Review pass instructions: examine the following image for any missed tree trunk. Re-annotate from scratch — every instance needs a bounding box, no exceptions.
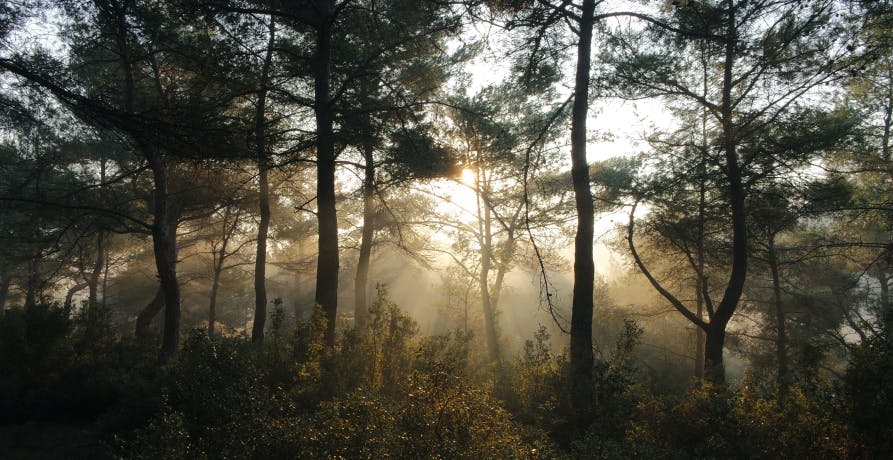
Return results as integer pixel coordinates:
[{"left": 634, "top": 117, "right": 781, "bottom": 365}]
[
  {"left": 64, "top": 282, "right": 89, "bottom": 315},
  {"left": 703, "top": 0, "right": 748, "bottom": 384},
  {"left": 490, "top": 227, "right": 517, "bottom": 315},
  {"left": 136, "top": 287, "right": 164, "bottom": 341},
  {"left": 767, "top": 236, "right": 789, "bottom": 400},
  {"left": 479, "top": 187, "right": 500, "bottom": 363},
  {"left": 569, "top": 0, "right": 596, "bottom": 417},
  {"left": 313, "top": 1, "right": 339, "bottom": 349},
  {"left": 89, "top": 160, "right": 107, "bottom": 311},
  {"left": 252, "top": 18, "right": 275, "bottom": 344},
  {"left": 354, "top": 142, "right": 375, "bottom": 330},
  {"left": 88, "top": 231, "right": 105, "bottom": 309},
  {"left": 146, "top": 150, "right": 181, "bottom": 364},
  {"left": 102, "top": 244, "right": 109, "bottom": 308},
  {"left": 704, "top": 323, "right": 727, "bottom": 382},
  {"left": 881, "top": 268, "right": 893, "bottom": 347},
  {"left": 209, "top": 230, "right": 228, "bottom": 339},
  {"left": 694, "top": 280, "right": 706, "bottom": 380}
]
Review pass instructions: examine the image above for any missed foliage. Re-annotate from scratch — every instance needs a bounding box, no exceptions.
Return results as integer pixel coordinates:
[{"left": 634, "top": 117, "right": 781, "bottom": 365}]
[{"left": 844, "top": 335, "right": 893, "bottom": 457}]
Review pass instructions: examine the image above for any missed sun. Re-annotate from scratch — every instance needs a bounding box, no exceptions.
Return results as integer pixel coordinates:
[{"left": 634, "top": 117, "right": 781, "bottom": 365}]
[{"left": 460, "top": 167, "right": 475, "bottom": 185}]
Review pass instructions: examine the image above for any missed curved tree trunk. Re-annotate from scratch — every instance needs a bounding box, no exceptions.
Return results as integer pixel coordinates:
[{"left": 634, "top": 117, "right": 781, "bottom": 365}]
[
  {"left": 143, "top": 155, "right": 182, "bottom": 364},
  {"left": 64, "top": 282, "right": 89, "bottom": 315},
  {"left": 569, "top": 0, "right": 596, "bottom": 417},
  {"left": 136, "top": 287, "right": 165, "bottom": 341}
]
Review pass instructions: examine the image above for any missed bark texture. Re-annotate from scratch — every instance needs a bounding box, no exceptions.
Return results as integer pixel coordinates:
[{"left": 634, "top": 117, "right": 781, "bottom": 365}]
[{"left": 569, "top": 0, "right": 596, "bottom": 416}]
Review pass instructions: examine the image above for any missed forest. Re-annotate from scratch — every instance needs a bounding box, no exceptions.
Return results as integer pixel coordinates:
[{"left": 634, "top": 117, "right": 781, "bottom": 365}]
[{"left": 0, "top": 0, "right": 891, "bottom": 458}]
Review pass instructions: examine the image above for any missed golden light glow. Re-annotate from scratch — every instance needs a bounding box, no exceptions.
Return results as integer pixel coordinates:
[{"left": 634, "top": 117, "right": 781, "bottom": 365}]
[{"left": 460, "top": 167, "right": 475, "bottom": 185}]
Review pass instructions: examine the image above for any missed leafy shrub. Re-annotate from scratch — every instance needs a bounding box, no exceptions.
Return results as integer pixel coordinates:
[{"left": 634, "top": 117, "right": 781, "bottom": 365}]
[{"left": 296, "top": 372, "right": 551, "bottom": 459}]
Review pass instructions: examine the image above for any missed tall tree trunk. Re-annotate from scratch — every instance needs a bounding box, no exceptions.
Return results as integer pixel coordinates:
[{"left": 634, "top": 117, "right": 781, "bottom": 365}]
[
  {"left": 478, "top": 181, "right": 500, "bottom": 363},
  {"left": 136, "top": 287, "right": 164, "bottom": 341},
  {"left": 313, "top": 1, "right": 339, "bottom": 349},
  {"left": 569, "top": 0, "right": 596, "bottom": 416},
  {"left": 252, "top": 18, "right": 276, "bottom": 344},
  {"left": 354, "top": 141, "right": 375, "bottom": 330},
  {"left": 148, "top": 151, "right": 182, "bottom": 364},
  {"left": 113, "top": 0, "right": 180, "bottom": 363},
  {"left": 703, "top": 0, "right": 748, "bottom": 383},
  {"left": 89, "top": 159, "right": 107, "bottom": 311},
  {"left": 767, "top": 236, "right": 789, "bottom": 401}
]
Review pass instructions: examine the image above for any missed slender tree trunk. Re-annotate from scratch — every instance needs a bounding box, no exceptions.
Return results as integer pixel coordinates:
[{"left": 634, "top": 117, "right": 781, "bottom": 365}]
[
  {"left": 694, "top": 281, "right": 706, "bottom": 379},
  {"left": 569, "top": 0, "right": 596, "bottom": 416},
  {"left": 102, "top": 245, "right": 109, "bottom": 308},
  {"left": 313, "top": 1, "right": 339, "bottom": 349},
  {"left": 209, "top": 217, "right": 231, "bottom": 339},
  {"left": 767, "top": 236, "right": 789, "bottom": 401},
  {"left": 694, "top": 59, "right": 708, "bottom": 380},
  {"left": 208, "top": 257, "right": 223, "bottom": 338},
  {"left": 89, "top": 160, "right": 107, "bottom": 311},
  {"left": 354, "top": 141, "right": 375, "bottom": 330},
  {"left": 88, "top": 231, "right": 105, "bottom": 309},
  {"left": 479, "top": 191, "right": 500, "bottom": 363},
  {"left": 136, "top": 287, "right": 164, "bottom": 341},
  {"left": 879, "top": 265, "right": 891, "bottom": 348},
  {"left": 252, "top": 18, "right": 276, "bottom": 344}
]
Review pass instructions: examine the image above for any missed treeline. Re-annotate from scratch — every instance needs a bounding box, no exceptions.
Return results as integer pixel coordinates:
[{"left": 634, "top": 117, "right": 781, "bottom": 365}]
[{"left": 0, "top": 0, "right": 891, "bottom": 458}]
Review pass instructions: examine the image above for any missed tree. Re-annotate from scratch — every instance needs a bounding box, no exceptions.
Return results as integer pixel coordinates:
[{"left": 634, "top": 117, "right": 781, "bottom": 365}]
[
  {"left": 442, "top": 82, "right": 569, "bottom": 363},
  {"left": 607, "top": 0, "right": 854, "bottom": 382}
]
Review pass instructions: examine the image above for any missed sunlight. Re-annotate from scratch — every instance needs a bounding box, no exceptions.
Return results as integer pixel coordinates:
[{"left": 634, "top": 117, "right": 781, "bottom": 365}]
[{"left": 460, "top": 167, "right": 475, "bottom": 186}]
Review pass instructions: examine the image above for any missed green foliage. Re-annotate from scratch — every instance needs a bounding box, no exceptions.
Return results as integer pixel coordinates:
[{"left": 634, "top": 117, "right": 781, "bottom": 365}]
[
  {"left": 845, "top": 336, "right": 893, "bottom": 457},
  {"left": 115, "top": 292, "right": 549, "bottom": 458},
  {"left": 297, "top": 373, "right": 546, "bottom": 459},
  {"left": 622, "top": 381, "right": 851, "bottom": 459}
]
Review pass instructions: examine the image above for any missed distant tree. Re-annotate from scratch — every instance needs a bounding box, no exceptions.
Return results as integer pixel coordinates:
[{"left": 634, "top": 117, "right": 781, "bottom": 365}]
[{"left": 442, "top": 82, "right": 569, "bottom": 363}]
